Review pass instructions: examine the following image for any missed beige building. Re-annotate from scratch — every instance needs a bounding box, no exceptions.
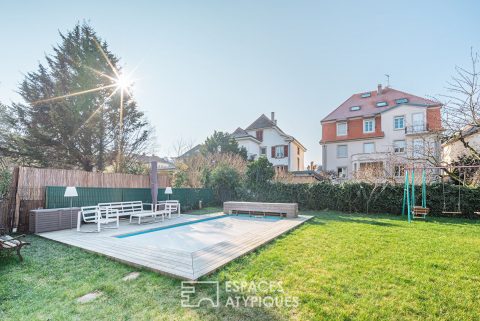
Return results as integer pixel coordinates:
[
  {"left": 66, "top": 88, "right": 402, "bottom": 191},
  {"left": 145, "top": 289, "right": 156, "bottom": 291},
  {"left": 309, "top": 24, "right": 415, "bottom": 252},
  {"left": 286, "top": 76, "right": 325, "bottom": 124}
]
[{"left": 320, "top": 85, "right": 443, "bottom": 180}]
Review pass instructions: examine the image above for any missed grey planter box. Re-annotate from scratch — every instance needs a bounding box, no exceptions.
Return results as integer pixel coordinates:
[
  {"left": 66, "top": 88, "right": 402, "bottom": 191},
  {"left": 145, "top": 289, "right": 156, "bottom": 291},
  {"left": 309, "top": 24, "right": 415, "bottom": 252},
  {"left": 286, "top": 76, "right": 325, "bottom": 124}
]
[{"left": 29, "top": 207, "right": 80, "bottom": 233}]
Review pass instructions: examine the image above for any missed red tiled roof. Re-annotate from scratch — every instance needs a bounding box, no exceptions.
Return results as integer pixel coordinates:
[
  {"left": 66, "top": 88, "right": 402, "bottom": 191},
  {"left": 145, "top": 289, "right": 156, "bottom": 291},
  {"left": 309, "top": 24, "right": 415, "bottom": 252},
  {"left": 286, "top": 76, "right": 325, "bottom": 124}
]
[{"left": 322, "top": 87, "right": 440, "bottom": 122}]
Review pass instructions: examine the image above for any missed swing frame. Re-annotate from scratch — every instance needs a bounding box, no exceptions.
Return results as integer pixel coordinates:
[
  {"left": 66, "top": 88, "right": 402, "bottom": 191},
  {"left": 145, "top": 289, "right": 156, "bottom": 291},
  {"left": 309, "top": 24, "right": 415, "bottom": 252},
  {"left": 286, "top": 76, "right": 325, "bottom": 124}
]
[{"left": 402, "top": 164, "right": 480, "bottom": 221}]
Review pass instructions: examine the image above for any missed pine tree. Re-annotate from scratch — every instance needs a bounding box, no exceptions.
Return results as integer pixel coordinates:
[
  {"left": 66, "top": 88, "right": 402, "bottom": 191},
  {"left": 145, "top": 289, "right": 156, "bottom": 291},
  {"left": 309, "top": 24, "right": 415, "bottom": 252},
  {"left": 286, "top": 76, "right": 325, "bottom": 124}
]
[{"left": 1, "top": 23, "right": 150, "bottom": 172}]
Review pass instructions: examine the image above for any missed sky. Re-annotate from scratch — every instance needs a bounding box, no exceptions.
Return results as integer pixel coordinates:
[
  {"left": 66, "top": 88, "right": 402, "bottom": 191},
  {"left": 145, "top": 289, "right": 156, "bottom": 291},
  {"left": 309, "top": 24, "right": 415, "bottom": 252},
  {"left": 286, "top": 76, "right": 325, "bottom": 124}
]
[{"left": 1, "top": 0, "right": 479, "bottom": 165}]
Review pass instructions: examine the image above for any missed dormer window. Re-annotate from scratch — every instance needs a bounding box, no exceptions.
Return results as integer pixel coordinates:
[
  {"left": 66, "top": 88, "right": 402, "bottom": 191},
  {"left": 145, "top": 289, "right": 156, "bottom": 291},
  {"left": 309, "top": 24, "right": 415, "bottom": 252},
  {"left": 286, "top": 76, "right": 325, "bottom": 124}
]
[
  {"left": 395, "top": 98, "right": 409, "bottom": 104},
  {"left": 361, "top": 92, "right": 371, "bottom": 98},
  {"left": 350, "top": 106, "right": 361, "bottom": 111},
  {"left": 376, "top": 101, "right": 388, "bottom": 107}
]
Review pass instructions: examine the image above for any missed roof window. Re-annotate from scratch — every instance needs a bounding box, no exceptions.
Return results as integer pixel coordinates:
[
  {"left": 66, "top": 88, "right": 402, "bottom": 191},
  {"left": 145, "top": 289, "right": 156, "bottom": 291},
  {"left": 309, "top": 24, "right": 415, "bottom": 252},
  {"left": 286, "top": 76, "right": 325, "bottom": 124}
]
[
  {"left": 376, "top": 101, "right": 388, "bottom": 107},
  {"left": 395, "top": 98, "right": 409, "bottom": 104},
  {"left": 361, "top": 92, "right": 371, "bottom": 98},
  {"left": 350, "top": 106, "right": 361, "bottom": 111}
]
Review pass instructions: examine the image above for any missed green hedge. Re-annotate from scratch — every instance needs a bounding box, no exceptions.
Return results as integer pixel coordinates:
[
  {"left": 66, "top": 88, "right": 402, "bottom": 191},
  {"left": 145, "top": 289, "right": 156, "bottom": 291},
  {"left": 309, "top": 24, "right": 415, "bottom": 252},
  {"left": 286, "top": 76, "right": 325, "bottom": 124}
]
[{"left": 237, "top": 182, "right": 480, "bottom": 218}]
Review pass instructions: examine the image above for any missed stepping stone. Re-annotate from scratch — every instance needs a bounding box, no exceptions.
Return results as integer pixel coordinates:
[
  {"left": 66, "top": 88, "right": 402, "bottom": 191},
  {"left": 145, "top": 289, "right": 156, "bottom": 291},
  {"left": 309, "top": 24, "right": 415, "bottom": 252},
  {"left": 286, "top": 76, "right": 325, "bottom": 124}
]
[
  {"left": 77, "top": 291, "right": 103, "bottom": 304},
  {"left": 122, "top": 271, "right": 140, "bottom": 281}
]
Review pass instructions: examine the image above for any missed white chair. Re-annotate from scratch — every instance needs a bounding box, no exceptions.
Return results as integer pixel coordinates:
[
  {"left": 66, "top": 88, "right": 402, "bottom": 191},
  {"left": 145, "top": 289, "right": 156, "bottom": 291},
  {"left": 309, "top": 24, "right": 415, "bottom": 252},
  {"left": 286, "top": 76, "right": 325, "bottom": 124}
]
[
  {"left": 156, "top": 201, "right": 180, "bottom": 219},
  {"left": 77, "top": 206, "right": 119, "bottom": 232}
]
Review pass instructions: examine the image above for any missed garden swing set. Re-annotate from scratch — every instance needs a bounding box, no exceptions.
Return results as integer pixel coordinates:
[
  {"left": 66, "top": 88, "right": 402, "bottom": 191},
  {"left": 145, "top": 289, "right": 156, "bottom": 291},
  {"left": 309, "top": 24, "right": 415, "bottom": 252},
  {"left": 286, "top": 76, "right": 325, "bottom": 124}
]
[{"left": 402, "top": 165, "right": 480, "bottom": 223}]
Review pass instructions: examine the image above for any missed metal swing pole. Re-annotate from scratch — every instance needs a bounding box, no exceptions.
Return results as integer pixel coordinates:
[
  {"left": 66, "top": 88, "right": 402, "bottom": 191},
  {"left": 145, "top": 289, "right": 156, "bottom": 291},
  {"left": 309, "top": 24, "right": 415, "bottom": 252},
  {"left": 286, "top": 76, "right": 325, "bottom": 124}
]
[
  {"left": 422, "top": 169, "right": 427, "bottom": 208},
  {"left": 406, "top": 171, "right": 411, "bottom": 223},
  {"left": 402, "top": 172, "right": 408, "bottom": 216}
]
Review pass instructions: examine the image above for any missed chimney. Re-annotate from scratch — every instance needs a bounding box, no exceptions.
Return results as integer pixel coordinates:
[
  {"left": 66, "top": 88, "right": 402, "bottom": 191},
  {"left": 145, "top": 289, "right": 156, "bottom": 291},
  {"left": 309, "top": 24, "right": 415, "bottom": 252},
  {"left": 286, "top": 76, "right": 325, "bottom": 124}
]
[
  {"left": 377, "top": 84, "right": 383, "bottom": 95},
  {"left": 271, "top": 112, "right": 277, "bottom": 124}
]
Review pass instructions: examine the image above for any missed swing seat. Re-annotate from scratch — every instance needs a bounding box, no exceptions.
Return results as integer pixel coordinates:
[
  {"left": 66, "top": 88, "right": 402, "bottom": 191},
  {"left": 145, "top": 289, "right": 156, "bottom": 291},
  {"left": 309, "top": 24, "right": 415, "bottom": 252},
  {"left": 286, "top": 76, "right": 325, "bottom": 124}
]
[
  {"left": 412, "top": 206, "right": 429, "bottom": 219},
  {"left": 442, "top": 211, "right": 462, "bottom": 215}
]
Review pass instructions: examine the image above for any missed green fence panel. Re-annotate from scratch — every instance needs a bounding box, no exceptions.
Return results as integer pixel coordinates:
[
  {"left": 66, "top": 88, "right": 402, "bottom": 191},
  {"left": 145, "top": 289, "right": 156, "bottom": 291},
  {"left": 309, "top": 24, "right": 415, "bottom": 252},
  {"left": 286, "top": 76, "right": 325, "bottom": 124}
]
[
  {"left": 46, "top": 187, "right": 123, "bottom": 208},
  {"left": 122, "top": 188, "right": 151, "bottom": 203},
  {"left": 46, "top": 186, "right": 215, "bottom": 210}
]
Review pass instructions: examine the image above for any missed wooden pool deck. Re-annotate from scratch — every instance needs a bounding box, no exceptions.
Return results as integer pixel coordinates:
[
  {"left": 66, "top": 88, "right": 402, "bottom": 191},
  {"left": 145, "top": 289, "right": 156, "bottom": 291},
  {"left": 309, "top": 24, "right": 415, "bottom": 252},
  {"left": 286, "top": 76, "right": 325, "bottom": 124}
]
[{"left": 38, "top": 213, "right": 312, "bottom": 280}]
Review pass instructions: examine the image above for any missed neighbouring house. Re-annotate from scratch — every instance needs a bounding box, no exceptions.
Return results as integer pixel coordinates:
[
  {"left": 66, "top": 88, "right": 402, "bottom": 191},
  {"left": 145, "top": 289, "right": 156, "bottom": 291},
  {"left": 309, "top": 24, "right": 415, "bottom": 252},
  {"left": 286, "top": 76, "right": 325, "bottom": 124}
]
[
  {"left": 177, "top": 144, "right": 202, "bottom": 160},
  {"left": 442, "top": 125, "right": 480, "bottom": 164},
  {"left": 232, "top": 113, "right": 307, "bottom": 173},
  {"left": 134, "top": 154, "right": 176, "bottom": 173},
  {"left": 320, "top": 84, "right": 443, "bottom": 180}
]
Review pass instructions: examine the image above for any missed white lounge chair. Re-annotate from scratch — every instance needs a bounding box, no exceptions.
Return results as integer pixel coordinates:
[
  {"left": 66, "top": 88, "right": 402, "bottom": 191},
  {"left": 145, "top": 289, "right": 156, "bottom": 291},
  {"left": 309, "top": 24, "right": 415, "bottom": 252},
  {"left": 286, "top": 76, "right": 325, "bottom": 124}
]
[
  {"left": 77, "top": 206, "right": 119, "bottom": 232},
  {"left": 156, "top": 200, "right": 181, "bottom": 219}
]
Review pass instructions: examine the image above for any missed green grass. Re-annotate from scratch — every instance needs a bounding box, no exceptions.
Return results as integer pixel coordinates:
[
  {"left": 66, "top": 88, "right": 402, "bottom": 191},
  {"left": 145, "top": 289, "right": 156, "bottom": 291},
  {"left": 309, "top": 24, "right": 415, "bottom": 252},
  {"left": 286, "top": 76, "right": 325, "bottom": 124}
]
[{"left": 1, "top": 210, "right": 480, "bottom": 320}]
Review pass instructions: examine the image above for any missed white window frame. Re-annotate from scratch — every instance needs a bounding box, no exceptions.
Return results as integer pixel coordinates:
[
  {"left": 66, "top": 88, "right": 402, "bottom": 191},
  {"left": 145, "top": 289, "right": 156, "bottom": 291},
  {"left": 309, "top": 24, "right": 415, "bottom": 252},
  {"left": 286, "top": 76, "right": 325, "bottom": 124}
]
[
  {"left": 336, "top": 122, "right": 347, "bottom": 136},
  {"left": 363, "top": 142, "right": 375, "bottom": 153},
  {"left": 337, "top": 167, "right": 347, "bottom": 178},
  {"left": 275, "top": 145, "right": 284, "bottom": 158},
  {"left": 393, "top": 116, "right": 405, "bottom": 130},
  {"left": 413, "top": 139, "right": 424, "bottom": 158},
  {"left": 394, "top": 164, "right": 405, "bottom": 177},
  {"left": 393, "top": 140, "right": 406, "bottom": 153},
  {"left": 336, "top": 145, "right": 348, "bottom": 158},
  {"left": 260, "top": 147, "right": 266, "bottom": 155},
  {"left": 412, "top": 112, "right": 425, "bottom": 132},
  {"left": 363, "top": 118, "right": 375, "bottom": 133}
]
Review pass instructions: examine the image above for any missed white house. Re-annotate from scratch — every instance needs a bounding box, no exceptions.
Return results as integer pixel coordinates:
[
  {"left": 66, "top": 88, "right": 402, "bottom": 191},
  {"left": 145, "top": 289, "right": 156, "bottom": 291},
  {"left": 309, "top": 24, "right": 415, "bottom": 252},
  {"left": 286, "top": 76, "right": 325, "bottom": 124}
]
[
  {"left": 232, "top": 113, "right": 306, "bottom": 173},
  {"left": 320, "top": 85, "right": 443, "bottom": 179},
  {"left": 442, "top": 125, "right": 480, "bottom": 164}
]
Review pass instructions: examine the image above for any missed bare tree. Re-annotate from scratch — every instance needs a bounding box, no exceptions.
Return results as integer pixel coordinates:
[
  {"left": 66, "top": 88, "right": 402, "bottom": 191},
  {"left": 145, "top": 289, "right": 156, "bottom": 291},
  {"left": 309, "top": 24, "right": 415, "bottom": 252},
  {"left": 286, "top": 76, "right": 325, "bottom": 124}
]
[
  {"left": 441, "top": 48, "right": 480, "bottom": 160},
  {"left": 171, "top": 137, "right": 195, "bottom": 158}
]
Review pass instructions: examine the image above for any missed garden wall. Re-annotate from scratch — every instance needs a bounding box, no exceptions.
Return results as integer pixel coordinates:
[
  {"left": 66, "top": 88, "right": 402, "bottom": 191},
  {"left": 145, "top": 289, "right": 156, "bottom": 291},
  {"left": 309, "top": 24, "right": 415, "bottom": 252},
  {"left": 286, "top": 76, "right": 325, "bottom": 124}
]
[{"left": 238, "top": 182, "right": 480, "bottom": 218}]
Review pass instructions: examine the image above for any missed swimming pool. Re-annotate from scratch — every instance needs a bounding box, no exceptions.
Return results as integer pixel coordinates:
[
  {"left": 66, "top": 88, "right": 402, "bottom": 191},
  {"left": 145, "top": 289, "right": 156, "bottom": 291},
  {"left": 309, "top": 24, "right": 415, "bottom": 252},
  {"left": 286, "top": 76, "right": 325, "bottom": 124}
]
[{"left": 115, "top": 214, "right": 283, "bottom": 252}]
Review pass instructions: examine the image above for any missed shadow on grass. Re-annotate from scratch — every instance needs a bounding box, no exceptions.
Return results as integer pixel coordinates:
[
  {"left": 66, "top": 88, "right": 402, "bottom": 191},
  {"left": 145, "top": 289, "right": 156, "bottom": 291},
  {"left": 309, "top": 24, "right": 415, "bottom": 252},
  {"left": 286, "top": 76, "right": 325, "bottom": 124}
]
[{"left": 303, "top": 212, "right": 402, "bottom": 227}]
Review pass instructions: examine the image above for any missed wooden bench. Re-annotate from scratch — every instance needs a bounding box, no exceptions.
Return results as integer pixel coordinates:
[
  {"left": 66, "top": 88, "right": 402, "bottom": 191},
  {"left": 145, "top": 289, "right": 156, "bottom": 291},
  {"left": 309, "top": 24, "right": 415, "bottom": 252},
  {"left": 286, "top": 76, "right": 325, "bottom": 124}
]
[
  {"left": 412, "top": 206, "right": 430, "bottom": 219},
  {"left": 0, "top": 228, "right": 30, "bottom": 261},
  {"left": 224, "top": 201, "right": 298, "bottom": 218}
]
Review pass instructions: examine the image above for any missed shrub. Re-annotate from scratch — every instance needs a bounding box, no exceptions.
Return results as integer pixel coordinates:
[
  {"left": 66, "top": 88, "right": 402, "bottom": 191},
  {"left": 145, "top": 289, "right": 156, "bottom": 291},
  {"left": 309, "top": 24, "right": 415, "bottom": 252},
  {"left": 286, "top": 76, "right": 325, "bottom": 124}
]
[{"left": 209, "top": 164, "right": 242, "bottom": 202}]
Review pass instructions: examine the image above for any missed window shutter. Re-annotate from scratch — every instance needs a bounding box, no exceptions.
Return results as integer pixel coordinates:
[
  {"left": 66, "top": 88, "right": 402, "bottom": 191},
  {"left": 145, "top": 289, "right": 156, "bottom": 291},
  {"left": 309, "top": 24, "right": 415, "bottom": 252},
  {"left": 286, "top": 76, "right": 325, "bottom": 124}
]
[
  {"left": 284, "top": 145, "right": 289, "bottom": 157},
  {"left": 271, "top": 147, "right": 275, "bottom": 158}
]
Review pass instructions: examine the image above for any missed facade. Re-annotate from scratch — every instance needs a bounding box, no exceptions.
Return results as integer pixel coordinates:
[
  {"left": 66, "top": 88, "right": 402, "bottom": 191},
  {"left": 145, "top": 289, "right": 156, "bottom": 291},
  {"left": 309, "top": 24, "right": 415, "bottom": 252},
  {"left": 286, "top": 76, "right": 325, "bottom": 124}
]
[
  {"left": 320, "top": 85, "right": 442, "bottom": 180},
  {"left": 442, "top": 125, "right": 480, "bottom": 164},
  {"left": 232, "top": 113, "right": 306, "bottom": 172}
]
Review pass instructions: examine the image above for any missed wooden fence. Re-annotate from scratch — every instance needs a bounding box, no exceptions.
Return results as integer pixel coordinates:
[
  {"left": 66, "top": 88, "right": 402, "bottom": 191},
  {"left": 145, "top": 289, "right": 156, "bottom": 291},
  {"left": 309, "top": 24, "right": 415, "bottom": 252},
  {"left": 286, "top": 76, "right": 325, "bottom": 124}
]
[{"left": 1, "top": 166, "right": 171, "bottom": 233}]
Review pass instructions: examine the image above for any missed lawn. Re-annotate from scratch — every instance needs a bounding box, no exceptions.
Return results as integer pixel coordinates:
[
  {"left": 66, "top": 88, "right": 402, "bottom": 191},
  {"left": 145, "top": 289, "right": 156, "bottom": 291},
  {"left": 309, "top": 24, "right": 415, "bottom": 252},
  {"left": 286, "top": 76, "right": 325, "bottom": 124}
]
[{"left": 1, "top": 210, "right": 480, "bottom": 321}]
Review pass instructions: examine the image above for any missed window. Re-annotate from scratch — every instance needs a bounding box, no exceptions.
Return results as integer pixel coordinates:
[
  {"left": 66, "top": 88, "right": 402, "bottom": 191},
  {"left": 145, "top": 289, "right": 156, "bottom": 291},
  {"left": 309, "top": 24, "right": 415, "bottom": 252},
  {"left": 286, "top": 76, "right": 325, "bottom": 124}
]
[
  {"left": 413, "top": 139, "right": 424, "bottom": 158},
  {"left": 297, "top": 146, "right": 300, "bottom": 155},
  {"left": 336, "top": 122, "right": 347, "bottom": 136},
  {"left": 260, "top": 147, "right": 266, "bottom": 155},
  {"left": 297, "top": 157, "right": 300, "bottom": 170},
  {"left": 361, "top": 92, "right": 371, "bottom": 98},
  {"left": 363, "top": 142, "right": 375, "bottom": 153},
  {"left": 412, "top": 113, "right": 425, "bottom": 132},
  {"left": 350, "top": 106, "right": 361, "bottom": 111},
  {"left": 275, "top": 145, "right": 285, "bottom": 158},
  {"left": 394, "top": 116, "right": 405, "bottom": 130},
  {"left": 363, "top": 119, "right": 375, "bottom": 133},
  {"left": 394, "top": 164, "right": 405, "bottom": 177},
  {"left": 336, "top": 145, "right": 348, "bottom": 158},
  {"left": 337, "top": 167, "right": 347, "bottom": 178},
  {"left": 395, "top": 98, "right": 409, "bottom": 104},
  {"left": 376, "top": 101, "right": 388, "bottom": 107},
  {"left": 256, "top": 130, "right": 263, "bottom": 141},
  {"left": 393, "top": 140, "right": 406, "bottom": 153}
]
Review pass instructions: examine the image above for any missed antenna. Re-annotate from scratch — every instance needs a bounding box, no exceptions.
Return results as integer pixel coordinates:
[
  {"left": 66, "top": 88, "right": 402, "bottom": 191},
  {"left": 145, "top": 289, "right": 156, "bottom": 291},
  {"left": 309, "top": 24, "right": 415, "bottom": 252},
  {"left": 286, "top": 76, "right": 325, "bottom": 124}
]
[{"left": 384, "top": 74, "right": 390, "bottom": 87}]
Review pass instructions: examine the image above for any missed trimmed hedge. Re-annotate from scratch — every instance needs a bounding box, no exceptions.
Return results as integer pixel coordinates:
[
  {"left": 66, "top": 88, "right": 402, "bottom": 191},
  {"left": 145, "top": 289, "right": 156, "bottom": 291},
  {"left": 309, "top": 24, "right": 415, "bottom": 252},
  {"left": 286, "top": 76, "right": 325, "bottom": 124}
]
[{"left": 237, "top": 182, "right": 480, "bottom": 218}]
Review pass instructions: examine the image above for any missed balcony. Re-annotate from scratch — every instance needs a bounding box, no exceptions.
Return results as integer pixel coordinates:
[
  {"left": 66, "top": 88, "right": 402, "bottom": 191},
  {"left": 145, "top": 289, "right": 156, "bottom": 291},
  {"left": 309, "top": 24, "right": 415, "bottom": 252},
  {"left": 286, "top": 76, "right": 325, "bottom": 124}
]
[{"left": 405, "top": 124, "right": 428, "bottom": 135}]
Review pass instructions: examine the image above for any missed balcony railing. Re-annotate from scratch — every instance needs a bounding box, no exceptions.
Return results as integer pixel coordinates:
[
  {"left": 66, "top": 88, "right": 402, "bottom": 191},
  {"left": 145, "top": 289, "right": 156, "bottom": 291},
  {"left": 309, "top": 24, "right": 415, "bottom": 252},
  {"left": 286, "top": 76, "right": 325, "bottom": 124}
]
[{"left": 405, "top": 124, "right": 428, "bottom": 134}]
